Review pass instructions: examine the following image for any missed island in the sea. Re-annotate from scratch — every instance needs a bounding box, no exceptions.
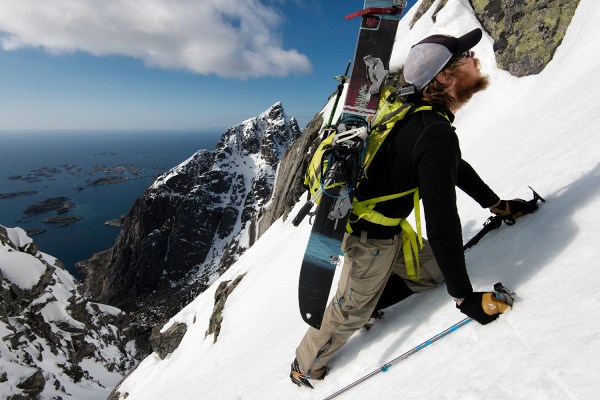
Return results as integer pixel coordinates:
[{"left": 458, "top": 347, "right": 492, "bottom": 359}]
[
  {"left": 0, "top": 191, "right": 38, "bottom": 199},
  {"left": 5, "top": 159, "right": 146, "bottom": 235},
  {"left": 25, "top": 228, "right": 47, "bottom": 236},
  {"left": 86, "top": 176, "right": 130, "bottom": 186},
  {"left": 23, "top": 197, "right": 75, "bottom": 216},
  {"left": 43, "top": 216, "right": 84, "bottom": 227}
]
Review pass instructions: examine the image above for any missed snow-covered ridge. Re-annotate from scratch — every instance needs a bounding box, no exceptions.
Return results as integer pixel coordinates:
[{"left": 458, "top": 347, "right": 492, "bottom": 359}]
[{"left": 0, "top": 225, "right": 137, "bottom": 400}]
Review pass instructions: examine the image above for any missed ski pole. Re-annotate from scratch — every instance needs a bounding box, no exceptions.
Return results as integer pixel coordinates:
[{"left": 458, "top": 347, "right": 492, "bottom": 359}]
[
  {"left": 326, "top": 61, "right": 352, "bottom": 129},
  {"left": 324, "top": 283, "right": 515, "bottom": 399},
  {"left": 323, "top": 317, "right": 473, "bottom": 400}
]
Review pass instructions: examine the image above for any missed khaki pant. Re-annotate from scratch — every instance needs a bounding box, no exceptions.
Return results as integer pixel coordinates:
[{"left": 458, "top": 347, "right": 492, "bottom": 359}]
[{"left": 295, "top": 231, "right": 443, "bottom": 378}]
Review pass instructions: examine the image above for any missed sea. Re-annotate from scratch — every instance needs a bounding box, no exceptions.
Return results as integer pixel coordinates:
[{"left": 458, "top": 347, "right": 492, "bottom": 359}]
[{"left": 0, "top": 130, "right": 223, "bottom": 279}]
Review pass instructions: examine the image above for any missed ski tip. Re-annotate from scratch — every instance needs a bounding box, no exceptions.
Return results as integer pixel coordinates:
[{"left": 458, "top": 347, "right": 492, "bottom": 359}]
[{"left": 344, "top": 6, "right": 402, "bottom": 20}]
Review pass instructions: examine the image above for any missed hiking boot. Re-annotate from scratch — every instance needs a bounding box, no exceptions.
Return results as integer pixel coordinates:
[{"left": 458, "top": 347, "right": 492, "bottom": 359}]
[
  {"left": 290, "top": 358, "right": 328, "bottom": 389},
  {"left": 290, "top": 358, "right": 314, "bottom": 389},
  {"left": 363, "top": 310, "right": 384, "bottom": 331}
]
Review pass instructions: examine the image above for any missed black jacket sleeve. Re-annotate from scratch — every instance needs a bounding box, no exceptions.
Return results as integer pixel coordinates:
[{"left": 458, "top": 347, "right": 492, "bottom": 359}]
[
  {"left": 413, "top": 123, "right": 473, "bottom": 298},
  {"left": 456, "top": 159, "right": 500, "bottom": 208}
]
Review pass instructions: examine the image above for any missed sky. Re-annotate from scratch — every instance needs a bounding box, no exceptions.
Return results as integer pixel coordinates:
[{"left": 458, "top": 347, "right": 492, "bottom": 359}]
[
  {"left": 3, "top": 0, "right": 600, "bottom": 398},
  {"left": 0, "top": 0, "right": 417, "bottom": 131}
]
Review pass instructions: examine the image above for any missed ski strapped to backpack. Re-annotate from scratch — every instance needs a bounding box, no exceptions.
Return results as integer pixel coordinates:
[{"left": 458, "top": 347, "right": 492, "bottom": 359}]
[{"left": 294, "top": 84, "right": 452, "bottom": 279}]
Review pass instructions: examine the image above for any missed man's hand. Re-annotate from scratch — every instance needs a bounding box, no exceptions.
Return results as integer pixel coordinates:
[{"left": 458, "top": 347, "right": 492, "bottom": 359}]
[
  {"left": 456, "top": 292, "right": 513, "bottom": 324},
  {"left": 490, "top": 199, "right": 538, "bottom": 220}
]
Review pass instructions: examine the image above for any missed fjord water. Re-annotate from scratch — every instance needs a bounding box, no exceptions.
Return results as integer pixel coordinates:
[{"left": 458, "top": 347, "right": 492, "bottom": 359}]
[{"left": 0, "top": 130, "right": 222, "bottom": 278}]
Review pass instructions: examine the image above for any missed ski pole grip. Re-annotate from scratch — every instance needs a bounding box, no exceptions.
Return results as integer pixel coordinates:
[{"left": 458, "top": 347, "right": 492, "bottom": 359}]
[{"left": 292, "top": 201, "right": 314, "bottom": 226}]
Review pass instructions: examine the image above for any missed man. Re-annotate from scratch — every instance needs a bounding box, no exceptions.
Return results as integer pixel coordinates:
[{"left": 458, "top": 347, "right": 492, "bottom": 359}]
[{"left": 290, "top": 28, "right": 535, "bottom": 389}]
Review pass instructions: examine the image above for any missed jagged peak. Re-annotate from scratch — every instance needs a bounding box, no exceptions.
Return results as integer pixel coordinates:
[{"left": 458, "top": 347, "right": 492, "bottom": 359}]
[
  {"left": 214, "top": 102, "right": 299, "bottom": 160},
  {"left": 234, "top": 102, "right": 287, "bottom": 129},
  {"left": 260, "top": 101, "right": 284, "bottom": 118}
]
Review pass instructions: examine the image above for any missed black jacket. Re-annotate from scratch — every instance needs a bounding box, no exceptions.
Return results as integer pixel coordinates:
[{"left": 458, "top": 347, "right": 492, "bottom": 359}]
[{"left": 348, "top": 104, "right": 499, "bottom": 298}]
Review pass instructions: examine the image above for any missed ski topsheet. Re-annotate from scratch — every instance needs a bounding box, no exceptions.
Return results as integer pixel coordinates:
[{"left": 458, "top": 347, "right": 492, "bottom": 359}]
[
  {"left": 341, "top": 1, "right": 404, "bottom": 120},
  {"left": 298, "top": 1, "right": 405, "bottom": 329}
]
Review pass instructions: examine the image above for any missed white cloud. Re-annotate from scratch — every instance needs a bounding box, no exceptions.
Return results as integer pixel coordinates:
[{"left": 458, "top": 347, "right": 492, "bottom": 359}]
[{"left": 0, "top": 0, "right": 312, "bottom": 78}]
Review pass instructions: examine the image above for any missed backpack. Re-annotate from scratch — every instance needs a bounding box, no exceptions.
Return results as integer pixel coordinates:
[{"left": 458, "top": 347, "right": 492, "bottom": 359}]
[
  {"left": 301, "top": 86, "right": 447, "bottom": 278},
  {"left": 303, "top": 87, "right": 415, "bottom": 199}
]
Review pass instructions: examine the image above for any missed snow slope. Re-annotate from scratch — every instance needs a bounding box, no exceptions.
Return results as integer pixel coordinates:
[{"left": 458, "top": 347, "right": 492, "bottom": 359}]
[{"left": 114, "top": 0, "right": 600, "bottom": 399}]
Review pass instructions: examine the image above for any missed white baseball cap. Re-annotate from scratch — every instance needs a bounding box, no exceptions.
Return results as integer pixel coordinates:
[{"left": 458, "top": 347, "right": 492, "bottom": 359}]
[{"left": 403, "top": 28, "right": 483, "bottom": 90}]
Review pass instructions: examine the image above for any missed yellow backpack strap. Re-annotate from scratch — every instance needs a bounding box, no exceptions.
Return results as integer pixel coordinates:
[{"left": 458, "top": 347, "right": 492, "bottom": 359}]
[
  {"left": 349, "top": 188, "right": 417, "bottom": 226},
  {"left": 399, "top": 217, "right": 420, "bottom": 279},
  {"left": 410, "top": 105, "right": 451, "bottom": 122},
  {"left": 347, "top": 188, "right": 423, "bottom": 279},
  {"left": 305, "top": 133, "right": 335, "bottom": 197}
]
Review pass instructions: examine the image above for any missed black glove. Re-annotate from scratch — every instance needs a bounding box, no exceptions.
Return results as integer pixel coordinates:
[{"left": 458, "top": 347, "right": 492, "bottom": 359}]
[
  {"left": 490, "top": 199, "right": 538, "bottom": 220},
  {"left": 456, "top": 291, "right": 513, "bottom": 325}
]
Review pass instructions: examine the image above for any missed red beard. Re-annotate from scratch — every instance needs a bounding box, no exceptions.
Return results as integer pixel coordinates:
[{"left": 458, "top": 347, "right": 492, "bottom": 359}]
[{"left": 454, "top": 59, "right": 490, "bottom": 104}]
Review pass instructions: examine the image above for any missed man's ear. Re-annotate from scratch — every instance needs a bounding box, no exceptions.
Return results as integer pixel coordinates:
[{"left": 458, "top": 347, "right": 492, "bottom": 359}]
[{"left": 435, "top": 70, "right": 453, "bottom": 86}]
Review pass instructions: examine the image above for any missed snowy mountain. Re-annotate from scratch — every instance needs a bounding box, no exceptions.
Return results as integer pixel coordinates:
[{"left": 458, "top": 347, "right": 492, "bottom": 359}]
[
  {"left": 0, "top": 226, "right": 137, "bottom": 400},
  {"left": 78, "top": 102, "right": 301, "bottom": 353},
  {"left": 110, "top": 1, "right": 600, "bottom": 399}
]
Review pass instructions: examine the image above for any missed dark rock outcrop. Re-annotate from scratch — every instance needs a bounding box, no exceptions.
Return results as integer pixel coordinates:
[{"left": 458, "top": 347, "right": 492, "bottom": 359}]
[
  {"left": 15, "top": 369, "right": 45, "bottom": 399},
  {"left": 469, "top": 0, "right": 580, "bottom": 76},
  {"left": 410, "top": 0, "right": 446, "bottom": 27},
  {"left": 150, "top": 322, "right": 188, "bottom": 359},
  {"left": 205, "top": 273, "right": 246, "bottom": 343}
]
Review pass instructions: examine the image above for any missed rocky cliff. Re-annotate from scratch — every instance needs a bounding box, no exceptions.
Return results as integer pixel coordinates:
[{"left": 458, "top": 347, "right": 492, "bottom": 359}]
[
  {"left": 0, "top": 225, "right": 137, "bottom": 400},
  {"left": 79, "top": 103, "right": 300, "bottom": 352},
  {"left": 469, "top": 0, "right": 580, "bottom": 76}
]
